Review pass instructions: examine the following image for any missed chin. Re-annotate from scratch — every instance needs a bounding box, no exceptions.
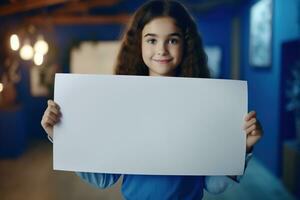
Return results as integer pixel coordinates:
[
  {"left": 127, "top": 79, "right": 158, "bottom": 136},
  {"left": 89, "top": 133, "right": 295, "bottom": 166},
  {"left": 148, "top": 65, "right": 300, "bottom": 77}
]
[{"left": 148, "top": 64, "right": 177, "bottom": 76}]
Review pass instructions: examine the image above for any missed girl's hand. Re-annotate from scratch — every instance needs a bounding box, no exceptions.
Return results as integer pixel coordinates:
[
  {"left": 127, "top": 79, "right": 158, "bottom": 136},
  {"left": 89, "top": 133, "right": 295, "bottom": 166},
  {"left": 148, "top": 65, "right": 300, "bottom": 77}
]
[
  {"left": 243, "top": 111, "right": 263, "bottom": 153},
  {"left": 41, "top": 100, "right": 62, "bottom": 138}
]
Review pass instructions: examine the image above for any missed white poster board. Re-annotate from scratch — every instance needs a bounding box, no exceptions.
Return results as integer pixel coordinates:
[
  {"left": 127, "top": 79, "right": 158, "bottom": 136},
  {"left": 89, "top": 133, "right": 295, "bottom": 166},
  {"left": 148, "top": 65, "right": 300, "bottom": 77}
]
[{"left": 54, "top": 74, "right": 247, "bottom": 175}]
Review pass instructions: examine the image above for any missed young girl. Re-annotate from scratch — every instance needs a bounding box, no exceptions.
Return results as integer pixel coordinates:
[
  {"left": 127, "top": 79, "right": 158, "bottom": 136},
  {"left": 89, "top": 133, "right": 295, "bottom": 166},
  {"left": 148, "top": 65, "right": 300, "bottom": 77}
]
[{"left": 41, "top": 0, "right": 263, "bottom": 199}]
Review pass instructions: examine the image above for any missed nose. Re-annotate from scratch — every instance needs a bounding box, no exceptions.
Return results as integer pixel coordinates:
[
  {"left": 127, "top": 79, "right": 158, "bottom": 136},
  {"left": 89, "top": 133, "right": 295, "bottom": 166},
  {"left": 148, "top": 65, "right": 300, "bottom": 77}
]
[{"left": 157, "top": 42, "right": 168, "bottom": 56}]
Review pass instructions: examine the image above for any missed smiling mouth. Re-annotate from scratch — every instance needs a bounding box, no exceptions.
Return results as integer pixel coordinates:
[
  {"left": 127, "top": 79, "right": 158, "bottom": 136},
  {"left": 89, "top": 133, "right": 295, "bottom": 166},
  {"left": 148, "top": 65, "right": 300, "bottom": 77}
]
[{"left": 152, "top": 58, "right": 173, "bottom": 64}]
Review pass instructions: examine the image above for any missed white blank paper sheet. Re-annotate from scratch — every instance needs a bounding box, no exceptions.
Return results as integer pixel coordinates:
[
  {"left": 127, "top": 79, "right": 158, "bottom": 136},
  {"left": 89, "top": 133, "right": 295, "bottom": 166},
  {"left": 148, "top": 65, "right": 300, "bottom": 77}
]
[{"left": 53, "top": 73, "right": 247, "bottom": 175}]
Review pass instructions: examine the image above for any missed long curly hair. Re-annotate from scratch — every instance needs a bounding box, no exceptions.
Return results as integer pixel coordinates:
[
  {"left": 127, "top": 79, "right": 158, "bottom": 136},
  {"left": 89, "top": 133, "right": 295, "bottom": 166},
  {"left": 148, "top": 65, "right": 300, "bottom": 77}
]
[{"left": 115, "top": 0, "right": 210, "bottom": 78}]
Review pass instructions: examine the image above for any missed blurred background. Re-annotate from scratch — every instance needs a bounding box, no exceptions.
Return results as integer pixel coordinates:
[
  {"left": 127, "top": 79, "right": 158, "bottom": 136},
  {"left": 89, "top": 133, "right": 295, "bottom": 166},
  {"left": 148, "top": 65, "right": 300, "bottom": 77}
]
[{"left": 0, "top": 0, "right": 299, "bottom": 199}]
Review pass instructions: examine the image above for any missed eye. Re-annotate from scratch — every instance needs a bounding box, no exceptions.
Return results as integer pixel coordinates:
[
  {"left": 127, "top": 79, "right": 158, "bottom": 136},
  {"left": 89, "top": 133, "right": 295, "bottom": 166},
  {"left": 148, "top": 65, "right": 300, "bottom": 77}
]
[
  {"left": 168, "top": 38, "right": 179, "bottom": 44},
  {"left": 146, "top": 38, "right": 157, "bottom": 44}
]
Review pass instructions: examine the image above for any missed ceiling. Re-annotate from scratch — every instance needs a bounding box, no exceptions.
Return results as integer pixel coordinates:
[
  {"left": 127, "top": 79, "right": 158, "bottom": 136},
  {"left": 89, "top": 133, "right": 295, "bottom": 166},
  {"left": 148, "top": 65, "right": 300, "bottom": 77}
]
[{"left": 0, "top": 0, "right": 246, "bottom": 25}]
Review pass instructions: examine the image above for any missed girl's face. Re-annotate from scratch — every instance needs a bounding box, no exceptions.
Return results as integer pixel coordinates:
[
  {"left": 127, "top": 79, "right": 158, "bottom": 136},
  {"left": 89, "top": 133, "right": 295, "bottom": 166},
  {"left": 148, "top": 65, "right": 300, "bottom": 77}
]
[{"left": 141, "top": 17, "right": 183, "bottom": 76}]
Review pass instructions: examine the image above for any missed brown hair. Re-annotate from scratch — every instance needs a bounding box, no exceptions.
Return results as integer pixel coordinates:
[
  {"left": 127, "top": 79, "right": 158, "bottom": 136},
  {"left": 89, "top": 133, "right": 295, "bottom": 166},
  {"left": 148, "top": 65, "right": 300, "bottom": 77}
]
[{"left": 115, "top": 0, "right": 210, "bottom": 78}]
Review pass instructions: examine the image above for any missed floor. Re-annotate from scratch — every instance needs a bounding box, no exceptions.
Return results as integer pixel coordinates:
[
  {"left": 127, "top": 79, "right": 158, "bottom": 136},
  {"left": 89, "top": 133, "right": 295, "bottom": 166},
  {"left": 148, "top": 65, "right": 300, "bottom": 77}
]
[{"left": 0, "top": 140, "right": 297, "bottom": 200}]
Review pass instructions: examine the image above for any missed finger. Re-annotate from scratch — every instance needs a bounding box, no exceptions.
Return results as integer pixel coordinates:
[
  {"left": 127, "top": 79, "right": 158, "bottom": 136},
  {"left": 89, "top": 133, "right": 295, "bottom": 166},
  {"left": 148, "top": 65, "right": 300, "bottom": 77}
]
[
  {"left": 42, "top": 117, "right": 55, "bottom": 128},
  {"left": 41, "top": 116, "right": 57, "bottom": 131},
  {"left": 244, "top": 111, "right": 256, "bottom": 121},
  {"left": 243, "top": 118, "right": 257, "bottom": 130},
  {"left": 47, "top": 111, "right": 61, "bottom": 122},
  {"left": 49, "top": 103, "right": 60, "bottom": 111},
  {"left": 46, "top": 107, "right": 61, "bottom": 116},
  {"left": 245, "top": 124, "right": 257, "bottom": 135},
  {"left": 43, "top": 122, "right": 53, "bottom": 130},
  {"left": 250, "top": 130, "right": 259, "bottom": 136},
  {"left": 41, "top": 108, "right": 61, "bottom": 128},
  {"left": 45, "top": 101, "right": 61, "bottom": 114},
  {"left": 43, "top": 122, "right": 54, "bottom": 136},
  {"left": 48, "top": 100, "right": 60, "bottom": 110},
  {"left": 44, "top": 115, "right": 58, "bottom": 126}
]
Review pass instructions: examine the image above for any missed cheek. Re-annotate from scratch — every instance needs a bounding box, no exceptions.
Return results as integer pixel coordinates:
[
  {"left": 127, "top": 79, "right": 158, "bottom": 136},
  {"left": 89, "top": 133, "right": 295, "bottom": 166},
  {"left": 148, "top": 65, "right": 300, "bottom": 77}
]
[
  {"left": 142, "top": 44, "right": 152, "bottom": 59},
  {"left": 141, "top": 46, "right": 147, "bottom": 64},
  {"left": 173, "top": 45, "right": 183, "bottom": 62}
]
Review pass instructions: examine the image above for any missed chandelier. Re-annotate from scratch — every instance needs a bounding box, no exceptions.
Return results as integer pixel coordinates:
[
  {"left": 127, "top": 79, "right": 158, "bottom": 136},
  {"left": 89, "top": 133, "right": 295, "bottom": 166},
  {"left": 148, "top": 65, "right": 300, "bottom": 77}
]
[{"left": 9, "top": 26, "right": 49, "bottom": 66}]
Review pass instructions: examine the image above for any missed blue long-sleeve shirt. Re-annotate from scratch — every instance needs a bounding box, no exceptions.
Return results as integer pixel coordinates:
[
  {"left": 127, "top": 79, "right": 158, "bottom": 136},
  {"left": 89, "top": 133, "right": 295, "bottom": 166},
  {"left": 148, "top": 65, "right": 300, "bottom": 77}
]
[{"left": 75, "top": 172, "right": 237, "bottom": 199}]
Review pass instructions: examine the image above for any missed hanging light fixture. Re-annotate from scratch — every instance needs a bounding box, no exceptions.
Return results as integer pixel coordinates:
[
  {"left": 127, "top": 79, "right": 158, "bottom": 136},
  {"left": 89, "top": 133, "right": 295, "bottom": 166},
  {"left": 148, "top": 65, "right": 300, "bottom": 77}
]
[
  {"left": 0, "top": 83, "right": 3, "bottom": 93},
  {"left": 34, "top": 35, "right": 49, "bottom": 55},
  {"left": 33, "top": 52, "right": 44, "bottom": 66},
  {"left": 9, "top": 27, "right": 50, "bottom": 65},
  {"left": 20, "top": 39, "right": 34, "bottom": 60},
  {"left": 10, "top": 34, "right": 20, "bottom": 51}
]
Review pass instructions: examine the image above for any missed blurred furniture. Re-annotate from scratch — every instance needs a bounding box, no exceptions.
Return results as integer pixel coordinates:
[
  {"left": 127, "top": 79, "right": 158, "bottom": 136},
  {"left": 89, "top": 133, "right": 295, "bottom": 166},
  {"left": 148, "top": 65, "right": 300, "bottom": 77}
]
[
  {"left": 282, "top": 140, "right": 300, "bottom": 196},
  {"left": 0, "top": 106, "right": 27, "bottom": 158}
]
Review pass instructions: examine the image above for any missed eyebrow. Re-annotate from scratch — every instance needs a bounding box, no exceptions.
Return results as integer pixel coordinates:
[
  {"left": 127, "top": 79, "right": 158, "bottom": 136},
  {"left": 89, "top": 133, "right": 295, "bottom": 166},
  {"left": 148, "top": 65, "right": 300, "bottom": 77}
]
[{"left": 143, "top": 33, "right": 182, "bottom": 38}]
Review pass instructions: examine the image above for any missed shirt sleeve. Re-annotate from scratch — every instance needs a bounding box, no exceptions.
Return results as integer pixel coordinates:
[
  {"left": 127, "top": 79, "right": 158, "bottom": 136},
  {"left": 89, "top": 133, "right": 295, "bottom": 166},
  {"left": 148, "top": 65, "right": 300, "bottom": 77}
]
[
  {"left": 75, "top": 172, "right": 121, "bottom": 189},
  {"left": 204, "top": 176, "right": 234, "bottom": 194},
  {"left": 204, "top": 152, "right": 253, "bottom": 194}
]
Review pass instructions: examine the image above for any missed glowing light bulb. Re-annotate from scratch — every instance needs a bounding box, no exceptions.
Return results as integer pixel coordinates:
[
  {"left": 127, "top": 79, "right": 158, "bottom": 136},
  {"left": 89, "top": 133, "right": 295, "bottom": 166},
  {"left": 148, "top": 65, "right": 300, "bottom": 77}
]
[
  {"left": 0, "top": 83, "right": 3, "bottom": 93},
  {"left": 34, "top": 36, "right": 49, "bottom": 55},
  {"left": 20, "top": 39, "right": 34, "bottom": 60},
  {"left": 10, "top": 34, "right": 20, "bottom": 51},
  {"left": 33, "top": 52, "right": 44, "bottom": 66}
]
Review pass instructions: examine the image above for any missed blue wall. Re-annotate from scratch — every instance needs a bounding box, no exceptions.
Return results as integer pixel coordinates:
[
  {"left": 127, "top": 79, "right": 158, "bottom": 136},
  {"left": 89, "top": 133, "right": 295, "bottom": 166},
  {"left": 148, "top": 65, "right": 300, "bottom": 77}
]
[
  {"left": 194, "top": 6, "right": 236, "bottom": 78},
  {"left": 239, "top": 0, "right": 299, "bottom": 176}
]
